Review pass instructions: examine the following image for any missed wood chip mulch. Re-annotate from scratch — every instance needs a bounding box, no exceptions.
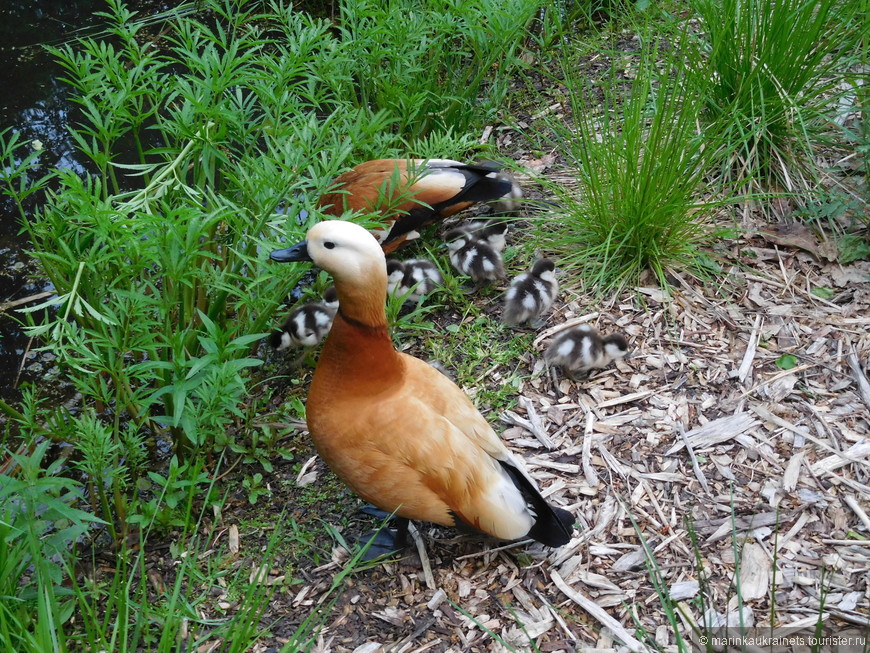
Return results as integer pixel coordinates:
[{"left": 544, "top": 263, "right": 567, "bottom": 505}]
[{"left": 215, "top": 194, "right": 870, "bottom": 653}]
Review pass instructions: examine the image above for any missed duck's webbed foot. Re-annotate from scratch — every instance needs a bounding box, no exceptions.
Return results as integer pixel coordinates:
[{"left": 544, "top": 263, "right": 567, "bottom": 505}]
[{"left": 356, "top": 505, "right": 410, "bottom": 561}]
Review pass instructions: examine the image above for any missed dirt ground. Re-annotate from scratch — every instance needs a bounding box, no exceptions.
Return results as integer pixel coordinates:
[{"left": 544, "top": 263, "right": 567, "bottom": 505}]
[{"left": 162, "top": 147, "right": 870, "bottom": 651}]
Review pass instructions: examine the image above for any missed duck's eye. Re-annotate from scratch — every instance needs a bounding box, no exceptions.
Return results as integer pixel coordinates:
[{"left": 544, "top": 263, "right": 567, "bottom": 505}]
[{"left": 323, "top": 241, "right": 336, "bottom": 250}]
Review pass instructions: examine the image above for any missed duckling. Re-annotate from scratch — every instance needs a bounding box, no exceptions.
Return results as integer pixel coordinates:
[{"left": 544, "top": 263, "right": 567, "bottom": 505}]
[
  {"left": 502, "top": 259, "right": 559, "bottom": 327},
  {"left": 317, "top": 159, "right": 522, "bottom": 253},
  {"left": 450, "top": 220, "right": 509, "bottom": 252},
  {"left": 544, "top": 325, "right": 629, "bottom": 379},
  {"left": 444, "top": 228, "right": 505, "bottom": 292},
  {"left": 270, "top": 287, "right": 338, "bottom": 351},
  {"left": 385, "top": 258, "right": 444, "bottom": 303},
  {"left": 486, "top": 169, "right": 524, "bottom": 215},
  {"left": 270, "top": 220, "right": 573, "bottom": 559}
]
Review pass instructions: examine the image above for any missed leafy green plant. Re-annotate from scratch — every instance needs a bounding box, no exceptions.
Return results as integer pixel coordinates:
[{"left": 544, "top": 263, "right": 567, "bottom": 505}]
[
  {"left": 0, "top": 441, "right": 103, "bottom": 652},
  {"left": 230, "top": 422, "right": 295, "bottom": 473},
  {"left": 837, "top": 235, "right": 870, "bottom": 264},
  {"left": 128, "top": 455, "right": 212, "bottom": 531},
  {"left": 406, "top": 128, "right": 483, "bottom": 161},
  {"left": 690, "top": 0, "right": 863, "bottom": 199},
  {"left": 776, "top": 354, "right": 798, "bottom": 370},
  {"left": 243, "top": 472, "right": 271, "bottom": 504},
  {"left": 0, "top": 128, "right": 53, "bottom": 223},
  {"left": 336, "top": 0, "right": 543, "bottom": 141},
  {"left": 1, "top": 0, "right": 421, "bottom": 468},
  {"left": 536, "top": 30, "right": 727, "bottom": 292}
]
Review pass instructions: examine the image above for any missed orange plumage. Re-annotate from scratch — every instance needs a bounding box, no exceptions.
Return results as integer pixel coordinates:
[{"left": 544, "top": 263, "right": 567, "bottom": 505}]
[
  {"left": 317, "top": 159, "right": 521, "bottom": 253},
  {"left": 270, "top": 220, "right": 572, "bottom": 551}
]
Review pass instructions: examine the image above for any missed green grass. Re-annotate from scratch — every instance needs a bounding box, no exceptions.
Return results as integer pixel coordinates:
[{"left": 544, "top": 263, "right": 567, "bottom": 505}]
[
  {"left": 423, "top": 291, "right": 534, "bottom": 415},
  {"left": 337, "top": 0, "right": 544, "bottom": 141},
  {"left": 534, "top": 26, "right": 728, "bottom": 293},
  {"left": 0, "top": 442, "right": 369, "bottom": 652},
  {"left": 690, "top": 0, "right": 863, "bottom": 203}
]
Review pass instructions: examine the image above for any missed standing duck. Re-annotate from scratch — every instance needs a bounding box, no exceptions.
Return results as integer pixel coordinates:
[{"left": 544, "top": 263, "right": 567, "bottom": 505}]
[
  {"left": 386, "top": 258, "right": 444, "bottom": 303},
  {"left": 317, "top": 159, "right": 521, "bottom": 253},
  {"left": 270, "top": 287, "right": 339, "bottom": 351},
  {"left": 502, "top": 258, "right": 559, "bottom": 327},
  {"left": 270, "top": 220, "right": 573, "bottom": 556},
  {"left": 544, "top": 325, "right": 629, "bottom": 378}
]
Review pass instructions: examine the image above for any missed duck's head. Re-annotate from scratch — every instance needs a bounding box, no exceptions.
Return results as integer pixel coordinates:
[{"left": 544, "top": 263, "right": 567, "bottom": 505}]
[
  {"left": 271, "top": 220, "right": 388, "bottom": 326},
  {"left": 602, "top": 333, "right": 630, "bottom": 360},
  {"left": 530, "top": 258, "right": 556, "bottom": 279}
]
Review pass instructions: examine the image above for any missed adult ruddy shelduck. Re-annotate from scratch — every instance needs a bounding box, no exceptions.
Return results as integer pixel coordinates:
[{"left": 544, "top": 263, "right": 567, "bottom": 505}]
[
  {"left": 317, "top": 159, "right": 521, "bottom": 253},
  {"left": 270, "top": 220, "right": 573, "bottom": 556}
]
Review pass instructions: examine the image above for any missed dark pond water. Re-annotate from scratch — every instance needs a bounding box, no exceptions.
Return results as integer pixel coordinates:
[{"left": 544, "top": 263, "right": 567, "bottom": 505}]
[{"left": 0, "top": 1, "right": 172, "bottom": 403}]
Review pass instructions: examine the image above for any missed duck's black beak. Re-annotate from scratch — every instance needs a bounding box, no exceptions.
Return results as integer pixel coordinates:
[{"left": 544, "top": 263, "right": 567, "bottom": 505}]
[{"left": 270, "top": 240, "right": 311, "bottom": 263}]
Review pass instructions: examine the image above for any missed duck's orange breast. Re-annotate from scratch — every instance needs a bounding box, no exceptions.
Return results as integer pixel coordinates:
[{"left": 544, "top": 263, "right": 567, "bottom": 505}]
[{"left": 304, "top": 315, "right": 531, "bottom": 536}]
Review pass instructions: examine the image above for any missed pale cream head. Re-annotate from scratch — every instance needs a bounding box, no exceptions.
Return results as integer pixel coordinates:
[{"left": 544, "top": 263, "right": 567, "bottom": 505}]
[
  {"left": 305, "top": 220, "right": 386, "bottom": 279},
  {"left": 304, "top": 220, "right": 388, "bottom": 326}
]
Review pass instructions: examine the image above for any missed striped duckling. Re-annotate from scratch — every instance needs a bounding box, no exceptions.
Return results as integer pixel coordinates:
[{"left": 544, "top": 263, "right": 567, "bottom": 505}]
[
  {"left": 502, "top": 258, "right": 559, "bottom": 327},
  {"left": 270, "top": 286, "right": 339, "bottom": 351},
  {"left": 544, "top": 324, "right": 629, "bottom": 378},
  {"left": 386, "top": 258, "right": 444, "bottom": 303},
  {"left": 450, "top": 221, "right": 509, "bottom": 253},
  {"left": 444, "top": 227, "right": 505, "bottom": 291}
]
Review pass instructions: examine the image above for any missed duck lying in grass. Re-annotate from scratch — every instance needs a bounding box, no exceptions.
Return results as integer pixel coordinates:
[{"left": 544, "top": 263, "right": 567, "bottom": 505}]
[
  {"left": 270, "top": 220, "right": 573, "bottom": 559},
  {"left": 317, "top": 159, "right": 521, "bottom": 253},
  {"left": 502, "top": 258, "right": 559, "bottom": 328}
]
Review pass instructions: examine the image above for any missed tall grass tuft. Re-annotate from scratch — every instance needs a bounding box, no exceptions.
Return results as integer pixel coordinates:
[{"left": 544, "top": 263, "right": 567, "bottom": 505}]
[
  {"left": 537, "top": 30, "right": 726, "bottom": 293},
  {"left": 690, "top": 0, "right": 863, "bottom": 200}
]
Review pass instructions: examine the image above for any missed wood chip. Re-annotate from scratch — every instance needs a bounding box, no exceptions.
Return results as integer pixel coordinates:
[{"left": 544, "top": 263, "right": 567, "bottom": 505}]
[
  {"left": 597, "top": 390, "right": 653, "bottom": 409},
  {"left": 843, "top": 496, "right": 870, "bottom": 532},
  {"left": 665, "top": 412, "right": 760, "bottom": 455},
  {"left": 737, "top": 314, "right": 763, "bottom": 384},
  {"left": 550, "top": 571, "right": 649, "bottom": 653},
  {"left": 678, "top": 423, "right": 709, "bottom": 492},
  {"left": 581, "top": 412, "right": 599, "bottom": 488},
  {"left": 407, "top": 522, "right": 435, "bottom": 591},
  {"left": 847, "top": 347, "right": 870, "bottom": 411},
  {"left": 738, "top": 542, "right": 770, "bottom": 602},
  {"left": 782, "top": 450, "right": 805, "bottom": 492}
]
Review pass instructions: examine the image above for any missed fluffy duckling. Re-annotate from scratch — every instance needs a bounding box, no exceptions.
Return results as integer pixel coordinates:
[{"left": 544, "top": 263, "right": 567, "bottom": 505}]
[
  {"left": 487, "top": 170, "right": 523, "bottom": 215},
  {"left": 444, "top": 228, "right": 506, "bottom": 291},
  {"left": 502, "top": 259, "right": 559, "bottom": 327},
  {"left": 450, "top": 220, "right": 509, "bottom": 252},
  {"left": 544, "top": 325, "right": 629, "bottom": 378},
  {"left": 386, "top": 258, "right": 444, "bottom": 303},
  {"left": 270, "top": 220, "right": 573, "bottom": 558},
  {"left": 270, "top": 287, "right": 338, "bottom": 351},
  {"left": 317, "top": 159, "right": 522, "bottom": 253}
]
